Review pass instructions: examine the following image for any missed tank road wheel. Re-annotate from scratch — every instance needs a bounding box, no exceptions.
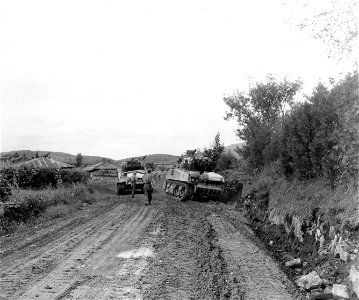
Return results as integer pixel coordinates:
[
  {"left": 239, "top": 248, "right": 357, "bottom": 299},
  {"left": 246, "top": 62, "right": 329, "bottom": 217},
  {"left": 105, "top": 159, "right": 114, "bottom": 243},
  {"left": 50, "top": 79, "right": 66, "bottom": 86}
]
[
  {"left": 164, "top": 180, "right": 193, "bottom": 202},
  {"left": 180, "top": 184, "right": 194, "bottom": 202},
  {"left": 117, "top": 183, "right": 126, "bottom": 195}
]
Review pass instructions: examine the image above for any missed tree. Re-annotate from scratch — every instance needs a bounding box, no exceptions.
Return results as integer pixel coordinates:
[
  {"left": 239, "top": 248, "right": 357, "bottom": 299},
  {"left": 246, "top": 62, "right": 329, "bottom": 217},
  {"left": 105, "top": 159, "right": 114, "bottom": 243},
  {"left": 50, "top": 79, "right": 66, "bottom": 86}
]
[
  {"left": 14, "top": 152, "right": 19, "bottom": 158},
  {"left": 217, "top": 151, "right": 239, "bottom": 171},
  {"left": 35, "top": 152, "right": 39, "bottom": 158},
  {"left": 76, "top": 153, "right": 83, "bottom": 167},
  {"left": 284, "top": 0, "right": 358, "bottom": 63},
  {"left": 279, "top": 72, "right": 358, "bottom": 185},
  {"left": 224, "top": 76, "right": 302, "bottom": 169},
  {"left": 203, "top": 133, "right": 225, "bottom": 169}
]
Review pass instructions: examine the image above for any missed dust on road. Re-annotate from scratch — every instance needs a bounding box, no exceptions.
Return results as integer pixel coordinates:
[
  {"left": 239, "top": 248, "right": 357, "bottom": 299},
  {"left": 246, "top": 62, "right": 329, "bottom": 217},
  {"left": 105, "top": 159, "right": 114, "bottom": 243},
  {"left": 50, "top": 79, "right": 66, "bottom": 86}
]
[{"left": 0, "top": 183, "right": 294, "bottom": 299}]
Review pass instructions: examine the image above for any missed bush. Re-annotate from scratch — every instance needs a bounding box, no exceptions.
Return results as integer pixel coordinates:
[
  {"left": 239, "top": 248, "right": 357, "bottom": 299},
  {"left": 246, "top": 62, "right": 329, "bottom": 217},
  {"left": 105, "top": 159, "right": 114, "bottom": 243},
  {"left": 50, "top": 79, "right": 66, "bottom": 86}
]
[
  {"left": 0, "top": 184, "right": 95, "bottom": 234},
  {"left": 0, "top": 167, "right": 89, "bottom": 189},
  {"left": 216, "top": 151, "right": 240, "bottom": 171},
  {"left": 3, "top": 195, "right": 47, "bottom": 223},
  {"left": 0, "top": 167, "right": 17, "bottom": 186},
  {"left": 0, "top": 177, "right": 12, "bottom": 201},
  {"left": 279, "top": 72, "right": 358, "bottom": 185},
  {"left": 31, "top": 168, "right": 58, "bottom": 188},
  {"left": 59, "top": 169, "right": 89, "bottom": 186}
]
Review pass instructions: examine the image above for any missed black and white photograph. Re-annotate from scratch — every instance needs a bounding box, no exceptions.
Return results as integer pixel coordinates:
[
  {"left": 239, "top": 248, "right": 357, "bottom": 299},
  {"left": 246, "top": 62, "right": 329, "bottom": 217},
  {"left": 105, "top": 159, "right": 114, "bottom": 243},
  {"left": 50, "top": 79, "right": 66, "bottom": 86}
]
[{"left": 0, "top": 0, "right": 358, "bottom": 299}]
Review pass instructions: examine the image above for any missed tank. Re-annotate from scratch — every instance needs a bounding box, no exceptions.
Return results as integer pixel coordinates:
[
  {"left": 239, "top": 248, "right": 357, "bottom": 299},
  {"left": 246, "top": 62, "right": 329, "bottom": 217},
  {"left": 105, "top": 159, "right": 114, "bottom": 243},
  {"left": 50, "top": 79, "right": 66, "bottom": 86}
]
[
  {"left": 116, "top": 158, "right": 146, "bottom": 195},
  {"left": 163, "top": 150, "right": 225, "bottom": 201}
]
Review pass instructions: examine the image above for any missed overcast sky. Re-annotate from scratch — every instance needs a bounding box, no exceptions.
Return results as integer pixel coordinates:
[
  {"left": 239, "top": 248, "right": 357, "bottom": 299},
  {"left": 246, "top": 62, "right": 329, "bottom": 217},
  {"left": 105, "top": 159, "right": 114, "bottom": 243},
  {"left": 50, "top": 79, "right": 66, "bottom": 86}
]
[{"left": 0, "top": 0, "right": 354, "bottom": 159}]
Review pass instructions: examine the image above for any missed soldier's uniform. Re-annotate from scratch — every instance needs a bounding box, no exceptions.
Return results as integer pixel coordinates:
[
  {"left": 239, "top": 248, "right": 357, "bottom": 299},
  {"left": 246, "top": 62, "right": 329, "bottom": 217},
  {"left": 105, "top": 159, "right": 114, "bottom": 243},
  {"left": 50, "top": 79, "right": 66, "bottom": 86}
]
[
  {"left": 142, "top": 170, "right": 154, "bottom": 205},
  {"left": 130, "top": 173, "right": 137, "bottom": 198}
]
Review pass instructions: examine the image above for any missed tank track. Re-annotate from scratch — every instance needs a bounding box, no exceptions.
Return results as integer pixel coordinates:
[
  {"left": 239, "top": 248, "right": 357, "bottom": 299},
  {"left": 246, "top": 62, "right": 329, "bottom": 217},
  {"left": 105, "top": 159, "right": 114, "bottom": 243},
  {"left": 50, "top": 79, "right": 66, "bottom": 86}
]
[
  {"left": 117, "top": 182, "right": 126, "bottom": 195},
  {"left": 163, "top": 180, "right": 194, "bottom": 201}
]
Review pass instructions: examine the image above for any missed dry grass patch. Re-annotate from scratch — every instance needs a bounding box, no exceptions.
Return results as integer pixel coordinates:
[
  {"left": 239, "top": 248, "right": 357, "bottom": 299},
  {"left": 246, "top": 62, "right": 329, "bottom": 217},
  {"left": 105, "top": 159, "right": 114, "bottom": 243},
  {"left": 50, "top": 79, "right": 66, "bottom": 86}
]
[
  {"left": 44, "top": 204, "right": 70, "bottom": 219},
  {"left": 0, "top": 184, "right": 95, "bottom": 235}
]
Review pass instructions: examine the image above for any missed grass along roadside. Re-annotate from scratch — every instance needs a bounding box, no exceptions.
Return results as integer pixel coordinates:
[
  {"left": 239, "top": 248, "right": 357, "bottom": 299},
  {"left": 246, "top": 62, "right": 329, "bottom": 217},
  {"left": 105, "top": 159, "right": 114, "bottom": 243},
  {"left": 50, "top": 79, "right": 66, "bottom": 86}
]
[
  {"left": 0, "top": 183, "right": 116, "bottom": 235},
  {"left": 243, "top": 163, "right": 359, "bottom": 231}
]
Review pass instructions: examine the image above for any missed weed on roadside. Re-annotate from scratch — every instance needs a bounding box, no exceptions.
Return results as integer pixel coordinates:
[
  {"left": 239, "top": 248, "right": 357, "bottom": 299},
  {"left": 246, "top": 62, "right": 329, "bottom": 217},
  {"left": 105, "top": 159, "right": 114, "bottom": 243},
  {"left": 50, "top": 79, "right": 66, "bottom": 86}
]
[{"left": 0, "top": 184, "right": 95, "bottom": 235}]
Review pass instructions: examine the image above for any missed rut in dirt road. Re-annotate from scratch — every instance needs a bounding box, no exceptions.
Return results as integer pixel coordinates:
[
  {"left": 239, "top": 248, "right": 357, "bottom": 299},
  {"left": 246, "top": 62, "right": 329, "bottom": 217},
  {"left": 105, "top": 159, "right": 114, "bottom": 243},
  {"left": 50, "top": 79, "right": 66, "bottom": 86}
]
[
  {"left": 0, "top": 185, "right": 296, "bottom": 300},
  {"left": 0, "top": 199, "right": 159, "bottom": 300},
  {"left": 208, "top": 211, "right": 294, "bottom": 300}
]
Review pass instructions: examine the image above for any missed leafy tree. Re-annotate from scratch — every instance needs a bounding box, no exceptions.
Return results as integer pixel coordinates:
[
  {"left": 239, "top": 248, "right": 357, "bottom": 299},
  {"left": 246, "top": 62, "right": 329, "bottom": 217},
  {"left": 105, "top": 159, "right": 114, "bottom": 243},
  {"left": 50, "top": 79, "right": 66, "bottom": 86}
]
[
  {"left": 13, "top": 152, "right": 19, "bottom": 158},
  {"left": 76, "top": 153, "right": 83, "bottom": 167},
  {"left": 202, "top": 133, "right": 225, "bottom": 170},
  {"left": 216, "top": 151, "right": 239, "bottom": 171},
  {"left": 284, "top": 0, "right": 358, "bottom": 63},
  {"left": 329, "top": 72, "right": 359, "bottom": 181},
  {"left": 35, "top": 152, "right": 39, "bottom": 158},
  {"left": 224, "top": 76, "right": 302, "bottom": 170},
  {"left": 279, "top": 72, "right": 358, "bottom": 186},
  {"left": 203, "top": 133, "right": 225, "bottom": 162}
]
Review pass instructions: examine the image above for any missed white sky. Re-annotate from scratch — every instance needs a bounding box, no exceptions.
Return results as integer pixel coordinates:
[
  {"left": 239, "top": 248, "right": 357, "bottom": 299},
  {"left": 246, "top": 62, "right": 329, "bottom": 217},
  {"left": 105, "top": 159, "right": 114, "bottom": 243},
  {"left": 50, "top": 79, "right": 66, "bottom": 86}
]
[{"left": 0, "top": 0, "right": 354, "bottom": 159}]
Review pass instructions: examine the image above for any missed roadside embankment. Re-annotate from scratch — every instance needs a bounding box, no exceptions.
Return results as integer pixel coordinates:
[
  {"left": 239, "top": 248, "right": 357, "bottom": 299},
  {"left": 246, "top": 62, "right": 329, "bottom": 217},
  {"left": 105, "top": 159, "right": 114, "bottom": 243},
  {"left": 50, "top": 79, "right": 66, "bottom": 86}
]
[{"left": 242, "top": 166, "right": 359, "bottom": 299}]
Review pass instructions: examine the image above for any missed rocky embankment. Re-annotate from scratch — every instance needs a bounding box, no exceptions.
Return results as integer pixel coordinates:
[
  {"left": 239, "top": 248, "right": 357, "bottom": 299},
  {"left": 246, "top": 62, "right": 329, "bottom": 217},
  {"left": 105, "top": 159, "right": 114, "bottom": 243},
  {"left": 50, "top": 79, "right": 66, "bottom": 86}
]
[{"left": 243, "top": 189, "right": 359, "bottom": 299}]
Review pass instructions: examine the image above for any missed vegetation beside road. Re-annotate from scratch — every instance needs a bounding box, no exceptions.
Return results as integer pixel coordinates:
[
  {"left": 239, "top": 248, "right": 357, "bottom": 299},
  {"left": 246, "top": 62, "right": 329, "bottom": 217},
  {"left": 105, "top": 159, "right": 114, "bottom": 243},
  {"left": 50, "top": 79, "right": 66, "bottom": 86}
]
[
  {"left": 223, "top": 72, "right": 358, "bottom": 298},
  {"left": 0, "top": 185, "right": 96, "bottom": 235},
  {"left": 225, "top": 72, "right": 358, "bottom": 230},
  {"left": 0, "top": 168, "right": 93, "bottom": 235}
]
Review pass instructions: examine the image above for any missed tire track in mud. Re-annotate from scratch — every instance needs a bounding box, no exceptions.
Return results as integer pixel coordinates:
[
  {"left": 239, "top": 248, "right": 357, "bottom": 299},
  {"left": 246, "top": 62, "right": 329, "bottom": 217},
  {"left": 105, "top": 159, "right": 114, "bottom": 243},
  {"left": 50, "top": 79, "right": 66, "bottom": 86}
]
[
  {"left": 208, "top": 211, "right": 293, "bottom": 300},
  {"left": 15, "top": 203, "right": 158, "bottom": 300},
  {"left": 0, "top": 200, "right": 119, "bottom": 259},
  {"left": 139, "top": 199, "right": 231, "bottom": 300},
  {"left": 0, "top": 202, "right": 148, "bottom": 300},
  {"left": 54, "top": 205, "right": 157, "bottom": 300}
]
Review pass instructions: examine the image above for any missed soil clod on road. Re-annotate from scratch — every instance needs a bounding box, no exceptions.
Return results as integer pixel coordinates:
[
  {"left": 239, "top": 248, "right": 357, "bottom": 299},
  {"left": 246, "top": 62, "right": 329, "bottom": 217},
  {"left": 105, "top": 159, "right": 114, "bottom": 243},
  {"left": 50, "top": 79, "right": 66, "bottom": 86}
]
[{"left": 0, "top": 183, "right": 295, "bottom": 299}]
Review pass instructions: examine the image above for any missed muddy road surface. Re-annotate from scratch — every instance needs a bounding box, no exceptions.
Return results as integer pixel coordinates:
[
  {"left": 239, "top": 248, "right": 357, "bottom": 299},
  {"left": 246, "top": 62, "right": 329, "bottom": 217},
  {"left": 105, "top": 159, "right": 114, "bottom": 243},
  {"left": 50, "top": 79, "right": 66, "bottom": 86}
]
[{"left": 0, "top": 182, "right": 295, "bottom": 299}]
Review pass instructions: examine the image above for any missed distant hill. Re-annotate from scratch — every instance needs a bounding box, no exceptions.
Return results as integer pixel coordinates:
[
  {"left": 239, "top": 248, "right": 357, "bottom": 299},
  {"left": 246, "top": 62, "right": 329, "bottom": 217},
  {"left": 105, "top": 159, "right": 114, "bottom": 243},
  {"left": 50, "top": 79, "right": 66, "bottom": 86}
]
[
  {"left": 0, "top": 150, "right": 116, "bottom": 166},
  {"left": 118, "top": 154, "right": 179, "bottom": 165},
  {"left": 225, "top": 142, "right": 244, "bottom": 154}
]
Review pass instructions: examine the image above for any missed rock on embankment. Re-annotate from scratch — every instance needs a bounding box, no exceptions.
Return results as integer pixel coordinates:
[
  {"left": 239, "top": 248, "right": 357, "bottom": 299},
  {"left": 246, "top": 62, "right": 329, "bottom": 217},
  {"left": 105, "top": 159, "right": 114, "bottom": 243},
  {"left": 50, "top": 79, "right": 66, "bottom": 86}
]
[{"left": 242, "top": 191, "right": 359, "bottom": 299}]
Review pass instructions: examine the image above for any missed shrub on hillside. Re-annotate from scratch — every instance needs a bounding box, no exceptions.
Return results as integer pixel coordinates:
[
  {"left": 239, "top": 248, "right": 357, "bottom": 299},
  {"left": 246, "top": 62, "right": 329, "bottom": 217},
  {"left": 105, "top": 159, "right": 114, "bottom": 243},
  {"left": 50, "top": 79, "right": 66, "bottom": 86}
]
[
  {"left": 31, "top": 168, "right": 58, "bottom": 188},
  {"left": 0, "top": 177, "right": 12, "bottom": 201},
  {"left": 0, "top": 167, "right": 17, "bottom": 186},
  {"left": 280, "top": 72, "right": 358, "bottom": 185},
  {"left": 3, "top": 195, "right": 47, "bottom": 223},
  {"left": 216, "top": 151, "right": 240, "bottom": 171},
  {"left": 0, "top": 167, "right": 89, "bottom": 189},
  {"left": 59, "top": 169, "right": 89, "bottom": 186},
  {"left": 0, "top": 184, "right": 95, "bottom": 234}
]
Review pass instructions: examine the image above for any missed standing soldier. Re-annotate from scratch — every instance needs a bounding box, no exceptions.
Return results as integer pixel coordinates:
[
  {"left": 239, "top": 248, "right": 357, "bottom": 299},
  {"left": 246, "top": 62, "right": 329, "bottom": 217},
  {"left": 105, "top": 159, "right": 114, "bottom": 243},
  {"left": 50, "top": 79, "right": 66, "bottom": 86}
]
[
  {"left": 130, "top": 171, "right": 137, "bottom": 198},
  {"left": 142, "top": 168, "right": 154, "bottom": 205}
]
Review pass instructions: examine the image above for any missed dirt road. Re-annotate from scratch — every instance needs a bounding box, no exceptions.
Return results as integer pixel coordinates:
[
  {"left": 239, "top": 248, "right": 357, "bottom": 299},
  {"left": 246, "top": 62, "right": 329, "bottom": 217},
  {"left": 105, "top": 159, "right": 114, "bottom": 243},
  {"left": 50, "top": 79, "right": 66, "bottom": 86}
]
[{"left": 0, "top": 183, "right": 295, "bottom": 299}]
